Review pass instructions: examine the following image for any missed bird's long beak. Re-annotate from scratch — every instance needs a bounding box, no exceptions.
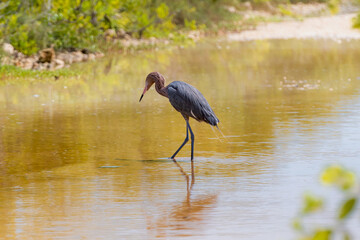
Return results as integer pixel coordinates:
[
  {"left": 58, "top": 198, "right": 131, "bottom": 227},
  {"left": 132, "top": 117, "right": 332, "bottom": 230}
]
[{"left": 139, "top": 86, "right": 147, "bottom": 102}]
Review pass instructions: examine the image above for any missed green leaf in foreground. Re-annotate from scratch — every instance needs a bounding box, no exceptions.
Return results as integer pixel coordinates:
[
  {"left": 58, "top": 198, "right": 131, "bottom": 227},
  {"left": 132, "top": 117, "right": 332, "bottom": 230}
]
[
  {"left": 312, "top": 229, "right": 332, "bottom": 240},
  {"left": 292, "top": 218, "right": 302, "bottom": 231},
  {"left": 343, "top": 232, "right": 351, "bottom": 240},
  {"left": 321, "top": 165, "right": 356, "bottom": 191},
  {"left": 338, "top": 197, "right": 357, "bottom": 220}
]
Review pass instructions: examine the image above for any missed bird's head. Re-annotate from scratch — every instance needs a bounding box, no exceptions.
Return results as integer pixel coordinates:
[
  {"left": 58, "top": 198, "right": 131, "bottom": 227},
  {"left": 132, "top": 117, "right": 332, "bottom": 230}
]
[{"left": 139, "top": 72, "right": 164, "bottom": 102}]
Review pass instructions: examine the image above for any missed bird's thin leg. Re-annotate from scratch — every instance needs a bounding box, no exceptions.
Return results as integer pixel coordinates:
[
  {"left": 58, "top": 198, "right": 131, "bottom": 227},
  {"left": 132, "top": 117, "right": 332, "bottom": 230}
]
[
  {"left": 171, "top": 123, "right": 189, "bottom": 159},
  {"left": 187, "top": 121, "right": 195, "bottom": 161}
]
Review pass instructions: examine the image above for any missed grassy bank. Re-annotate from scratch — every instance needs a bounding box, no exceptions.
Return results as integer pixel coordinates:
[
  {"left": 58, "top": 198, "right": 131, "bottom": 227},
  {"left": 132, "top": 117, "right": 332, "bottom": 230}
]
[{"left": 0, "top": 65, "right": 80, "bottom": 83}]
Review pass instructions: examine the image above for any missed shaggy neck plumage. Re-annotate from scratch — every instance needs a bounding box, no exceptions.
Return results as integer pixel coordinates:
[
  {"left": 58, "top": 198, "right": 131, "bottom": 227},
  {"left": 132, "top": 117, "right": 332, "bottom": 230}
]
[{"left": 154, "top": 79, "right": 168, "bottom": 98}]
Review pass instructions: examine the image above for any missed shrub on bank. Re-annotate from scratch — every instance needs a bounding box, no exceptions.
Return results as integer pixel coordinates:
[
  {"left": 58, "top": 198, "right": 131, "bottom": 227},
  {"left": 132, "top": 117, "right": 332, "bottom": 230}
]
[
  {"left": 0, "top": 0, "right": 336, "bottom": 56},
  {"left": 0, "top": 0, "right": 239, "bottom": 55}
]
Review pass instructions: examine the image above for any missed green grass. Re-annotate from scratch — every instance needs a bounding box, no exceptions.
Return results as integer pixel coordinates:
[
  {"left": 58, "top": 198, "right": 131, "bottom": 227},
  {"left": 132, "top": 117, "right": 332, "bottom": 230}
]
[{"left": 0, "top": 65, "right": 81, "bottom": 82}]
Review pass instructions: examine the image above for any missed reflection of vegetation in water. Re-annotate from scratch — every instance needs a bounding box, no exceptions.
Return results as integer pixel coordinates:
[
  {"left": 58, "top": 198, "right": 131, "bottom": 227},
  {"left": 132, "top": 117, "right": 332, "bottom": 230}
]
[
  {"left": 2, "top": 40, "right": 360, "bottom": 105},
  {"left": 294, "top": 165, "right": 359, "bottom": 240}
]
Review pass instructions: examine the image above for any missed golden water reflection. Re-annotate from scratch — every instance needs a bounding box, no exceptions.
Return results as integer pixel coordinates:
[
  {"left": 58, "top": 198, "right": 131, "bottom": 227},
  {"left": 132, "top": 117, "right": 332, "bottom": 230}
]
[{"left": 1, "top": 39, "right": 360, "bottom": 239}]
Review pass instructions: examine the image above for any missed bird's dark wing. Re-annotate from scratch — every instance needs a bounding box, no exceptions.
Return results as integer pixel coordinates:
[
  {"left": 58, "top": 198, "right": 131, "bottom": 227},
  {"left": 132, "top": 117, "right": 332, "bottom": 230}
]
[{"left": 167, "top": 81, "right": 219, "bottom": 126}]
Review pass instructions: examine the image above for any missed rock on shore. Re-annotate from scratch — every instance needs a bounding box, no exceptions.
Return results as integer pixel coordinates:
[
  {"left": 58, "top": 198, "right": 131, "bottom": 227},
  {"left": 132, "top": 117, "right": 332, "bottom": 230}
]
[{"left": 1, "top": 43, "right": 104, "bottom": 70}]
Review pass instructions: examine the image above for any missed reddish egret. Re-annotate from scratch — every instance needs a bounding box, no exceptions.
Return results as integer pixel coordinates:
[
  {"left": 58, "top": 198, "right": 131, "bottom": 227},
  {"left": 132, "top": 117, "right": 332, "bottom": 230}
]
[{"left": 139, "top": 72, "right": 219, "bottom": 161}]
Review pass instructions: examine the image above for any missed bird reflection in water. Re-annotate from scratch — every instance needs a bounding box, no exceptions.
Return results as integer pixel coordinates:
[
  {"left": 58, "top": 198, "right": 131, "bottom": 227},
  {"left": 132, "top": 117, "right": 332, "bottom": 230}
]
[
  {"left": 172, "top": 159, "right": 195, "bottom": 200},
  {"left": 147, "top": 159, "right": 218, "bottom": 238}
]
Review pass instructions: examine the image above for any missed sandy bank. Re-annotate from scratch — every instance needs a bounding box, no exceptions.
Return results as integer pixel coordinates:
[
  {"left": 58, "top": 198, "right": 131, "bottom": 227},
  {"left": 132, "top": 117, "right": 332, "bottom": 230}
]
[{"left": 228, "top": 13, "right": 360, "bottom": 41}]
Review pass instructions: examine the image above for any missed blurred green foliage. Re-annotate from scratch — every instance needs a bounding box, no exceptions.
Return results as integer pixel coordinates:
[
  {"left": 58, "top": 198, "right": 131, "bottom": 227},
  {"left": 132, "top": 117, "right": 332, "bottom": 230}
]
[
  {"left": 301, "top": 193, "right": 324, "bottom": 214},
  {"left": 294, "top": 165, "right": 359, "bottom": 240},
  {"left": 321, "top": 165, "right": 356, "bottom": 191},
  {"left": 353, "top": 13, "right": 360, "bottom": 29},
  {"left": 0, "top": 0, "right": 244, "bottom": 55},
  {"left": 0, "top": 0, "right": 338, "bottom": 56}
]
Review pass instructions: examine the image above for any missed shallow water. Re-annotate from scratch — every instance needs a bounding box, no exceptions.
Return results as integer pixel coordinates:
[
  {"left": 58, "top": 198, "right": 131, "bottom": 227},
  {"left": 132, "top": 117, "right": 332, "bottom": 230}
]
[{"left": 1, "top": 39, "right": 360, "bottom": 239}]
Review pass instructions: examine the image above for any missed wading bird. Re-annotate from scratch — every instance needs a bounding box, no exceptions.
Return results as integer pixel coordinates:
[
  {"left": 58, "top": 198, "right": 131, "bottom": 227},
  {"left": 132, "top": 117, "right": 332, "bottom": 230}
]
[{"left": 139, "top": 72, "right": 219, "bottom": 161}]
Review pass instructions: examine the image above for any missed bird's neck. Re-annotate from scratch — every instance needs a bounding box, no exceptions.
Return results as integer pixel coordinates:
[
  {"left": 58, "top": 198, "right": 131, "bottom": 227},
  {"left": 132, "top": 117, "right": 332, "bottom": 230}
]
[{"left": 155, "top": 80, "right": 168, "bottom": 98}]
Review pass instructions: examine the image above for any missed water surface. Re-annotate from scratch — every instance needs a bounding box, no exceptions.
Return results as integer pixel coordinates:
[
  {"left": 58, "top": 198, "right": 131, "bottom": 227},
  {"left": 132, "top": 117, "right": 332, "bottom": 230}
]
[{"left": 1, "top": 39, "right": 360, "bottom": 239}]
